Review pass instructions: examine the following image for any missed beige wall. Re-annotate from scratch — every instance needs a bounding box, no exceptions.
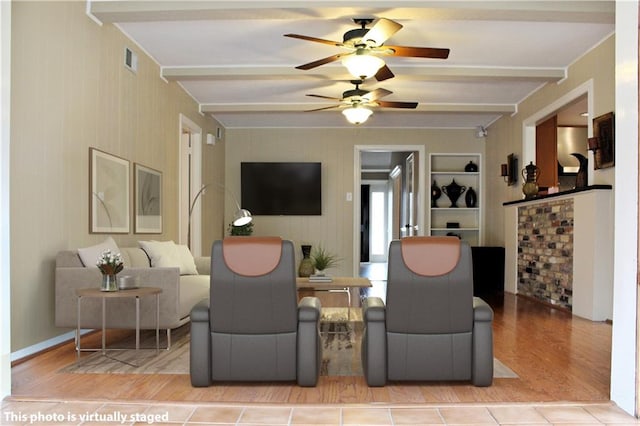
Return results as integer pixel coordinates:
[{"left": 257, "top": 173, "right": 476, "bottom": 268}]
[
  {"left": 484, "top": 35, "right": 615, "bottom": 246},
  {"left": 225, "top": 127, "right": 484, "bottom": 275},
  {"left": 10, "top": 2, "right": 223, "bottom": 351}
]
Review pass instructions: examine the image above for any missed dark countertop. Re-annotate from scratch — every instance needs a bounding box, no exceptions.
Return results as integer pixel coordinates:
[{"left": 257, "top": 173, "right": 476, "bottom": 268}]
[{"left": 502, "top": 184, "right": 612, "bottom": 206}]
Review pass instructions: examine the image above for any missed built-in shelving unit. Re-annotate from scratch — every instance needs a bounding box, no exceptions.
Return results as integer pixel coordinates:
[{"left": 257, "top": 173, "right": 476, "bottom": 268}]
[{"left": 428, "top": 153, "right": 483, "bottom": 246}]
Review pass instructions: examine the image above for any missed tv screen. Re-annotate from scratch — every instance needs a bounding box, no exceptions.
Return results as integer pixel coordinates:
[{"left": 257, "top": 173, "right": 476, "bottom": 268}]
[{"left": 241, "top": 162, "right": 322, "bottom": 215}]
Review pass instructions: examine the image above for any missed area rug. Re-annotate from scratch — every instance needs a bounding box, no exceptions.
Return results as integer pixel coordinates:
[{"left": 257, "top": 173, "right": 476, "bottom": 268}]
[{"left": 61, "top": 309, "right": 517, "bottom": 379}]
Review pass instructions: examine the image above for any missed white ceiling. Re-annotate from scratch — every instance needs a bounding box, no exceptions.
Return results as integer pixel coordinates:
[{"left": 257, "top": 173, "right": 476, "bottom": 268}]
[{"left": 88, "top": 1, "right": 614, "bottom": 129}]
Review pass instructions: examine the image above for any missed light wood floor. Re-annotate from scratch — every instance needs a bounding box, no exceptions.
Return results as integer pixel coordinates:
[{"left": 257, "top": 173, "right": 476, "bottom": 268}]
[{"left": 11, "top": 292, "right": 611, "bottom": 404}]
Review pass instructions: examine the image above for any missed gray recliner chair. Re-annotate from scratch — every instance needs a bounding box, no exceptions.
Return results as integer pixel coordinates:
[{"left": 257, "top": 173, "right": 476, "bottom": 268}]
[
  {"left": 361, "top": 236, "right": 494, "bottom": 387},
  {"left": 190, "top": 236, "right": 322, "bottom": 387}
]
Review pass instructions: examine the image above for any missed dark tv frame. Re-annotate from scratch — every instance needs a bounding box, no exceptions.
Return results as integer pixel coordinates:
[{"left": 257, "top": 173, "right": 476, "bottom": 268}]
[{"left": 240, "top": 162, "right": 322, "bottom": 216}]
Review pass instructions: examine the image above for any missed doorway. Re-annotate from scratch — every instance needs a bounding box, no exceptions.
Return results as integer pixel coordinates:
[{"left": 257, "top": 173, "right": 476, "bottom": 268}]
[
  {"left": 361, "top": 181, "right": 391, "bottom": 264},
  {"left": 353, "top": 145, "right": 426, "bottom": 281}
]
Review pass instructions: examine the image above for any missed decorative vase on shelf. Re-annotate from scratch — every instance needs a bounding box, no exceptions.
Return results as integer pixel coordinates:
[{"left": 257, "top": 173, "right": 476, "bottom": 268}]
[
  {"left": 298, "top": 245, "right": 314, "bottom": 278},
  {"left": 464, "top": 161, "right": 478, "bottom": 172},
  {"left": 431, "top": 181, "right": 441, "bottom": 208},
  {"left": 101, "top": 274, "right": 118, "bottom": 292},
  {"left": 442, "top": 179, "right": 467, "bottom": 208},
  {"left": 572, "top": 153, "right": 588, "bottom": 189},
  {"left": 465, "top": 186, "right": 477, "bottom": 208},
  {"left": 521, "top": 161, "right": 540, "bottom": 199}
]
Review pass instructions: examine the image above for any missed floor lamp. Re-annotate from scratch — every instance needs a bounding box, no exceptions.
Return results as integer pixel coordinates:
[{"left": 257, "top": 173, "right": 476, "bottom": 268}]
[{"left": 187, "top": 183, "right": 252, "bottom": 250}]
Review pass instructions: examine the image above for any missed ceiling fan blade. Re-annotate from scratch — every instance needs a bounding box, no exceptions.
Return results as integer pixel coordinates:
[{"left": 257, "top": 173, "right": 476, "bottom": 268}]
[
  {"left": 363, "top": 18, "right": 402, "bottom": 46},
  {"left": 295, "top": 53, "right": 350, "bottom": 70},
  {"left": 376, "top": 100, "right": 418, "bottom": 109},
  {"left": 383, "top": 45, "right": 450, "bottom": 59},
  {"left": 306, "top": 94, "right": 343, "bottom": 101},
  {"left": 305, "top": 105, "right": 341, "bottom": 112},
  {"left": 366, "top": 88, "right": 393, "bottom": 101},
  {"left": 284, "top": 33, "right": 344, "bottom": 47},
  {"left": 374, "top": 64, "right": 395, "bottom": 81}
]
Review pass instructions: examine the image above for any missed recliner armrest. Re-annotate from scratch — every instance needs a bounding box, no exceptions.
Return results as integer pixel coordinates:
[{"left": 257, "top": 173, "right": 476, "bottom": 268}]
[
  {"left": 190, "top": 299, "right": 210, "bottom": 322},
  {"left": 298, "top": 296, "right": 321, "bottom": 321},
  {"left": 363, "top": 296, "right": 386, "bottom": 322},
  {"left": 473, "top": 297, "right": 493, "bottom": 322},
  {"left": 297, "top": 296, "right": 321, "bottom": 387}
]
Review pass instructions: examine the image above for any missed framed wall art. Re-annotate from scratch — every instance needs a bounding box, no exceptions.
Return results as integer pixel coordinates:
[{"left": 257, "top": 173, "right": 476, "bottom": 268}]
[
  {"left": 593, "top": 112, "right": 615, "bottom": 169},
  {"left": 134, "top": 163, "right": 162, "bottom": 234},
  {"left": 90, "top": 148, "right": 130, "bottom": 233}
]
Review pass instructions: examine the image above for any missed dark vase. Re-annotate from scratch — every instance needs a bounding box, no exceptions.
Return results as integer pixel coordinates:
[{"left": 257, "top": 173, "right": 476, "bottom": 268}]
[
  {"left": 464, "top": 161, "right": 478, "bottom": 172},
  {"left": 465, "top": 186, "right": 477, "bottom": 208},
  {"left": 431, "top": 180, "right": 441, "bottom": 208},
  {"left": 298, "top": 245, "right": 314, "bottom": 277},
  {"left": 442, "top": 179, "right": 467, "bottom": 208}
]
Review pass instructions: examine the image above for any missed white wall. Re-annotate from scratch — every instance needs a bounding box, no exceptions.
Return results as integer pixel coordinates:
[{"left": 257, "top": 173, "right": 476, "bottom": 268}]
[{"left": 611, "top": 0, "right": 639, "bottom": 416}]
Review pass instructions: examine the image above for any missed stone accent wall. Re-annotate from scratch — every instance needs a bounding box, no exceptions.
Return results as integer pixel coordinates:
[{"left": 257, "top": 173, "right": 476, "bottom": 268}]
[{"left": 517, "top": 199, "right": 574, "bottom": 310}]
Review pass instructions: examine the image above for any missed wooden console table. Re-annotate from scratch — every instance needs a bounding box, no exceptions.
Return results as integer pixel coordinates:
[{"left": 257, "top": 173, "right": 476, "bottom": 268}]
[{"left": 296, "top": 277, "right": 372, "bottom": 318}]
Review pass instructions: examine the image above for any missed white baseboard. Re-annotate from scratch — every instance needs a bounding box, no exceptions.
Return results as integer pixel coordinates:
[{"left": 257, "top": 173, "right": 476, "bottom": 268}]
[{"left": 11, "top": 329, "right": 93, "bottom": 362}]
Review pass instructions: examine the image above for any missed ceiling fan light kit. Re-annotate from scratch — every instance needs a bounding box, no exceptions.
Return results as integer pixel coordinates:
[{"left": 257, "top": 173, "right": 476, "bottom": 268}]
[
  {"left": 286, "top": 17, "right": 448, "bottom": 124},
  {"left": 342, "top": 51, "right": 385, "bottom": 79},
  {"left": 343, "top": 106, "right": 373, "bottom": 125}
]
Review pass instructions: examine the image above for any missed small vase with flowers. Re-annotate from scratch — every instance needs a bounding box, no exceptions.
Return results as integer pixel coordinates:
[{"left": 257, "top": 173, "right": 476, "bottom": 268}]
[{"left": 97, "top": 249, "right": 123, "bottom": 292}]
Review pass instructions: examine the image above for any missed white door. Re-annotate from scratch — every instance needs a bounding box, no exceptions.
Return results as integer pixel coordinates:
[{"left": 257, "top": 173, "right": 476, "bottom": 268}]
[{"left": 369, "top": 182, "right": 391, "bottom": 263}]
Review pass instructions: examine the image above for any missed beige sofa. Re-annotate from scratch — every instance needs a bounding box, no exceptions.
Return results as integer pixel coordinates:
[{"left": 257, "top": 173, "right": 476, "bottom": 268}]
[{"left": 55, "top": 246, "right": 210, "bottom": 342}]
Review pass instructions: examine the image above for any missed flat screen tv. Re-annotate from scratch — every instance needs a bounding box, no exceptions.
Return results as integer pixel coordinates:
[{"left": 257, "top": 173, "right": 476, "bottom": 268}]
[{"left": 241, "top": 162, "right": 322, "bottom": 215}]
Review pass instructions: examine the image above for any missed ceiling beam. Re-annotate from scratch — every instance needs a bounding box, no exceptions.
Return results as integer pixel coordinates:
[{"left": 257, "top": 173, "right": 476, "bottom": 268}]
[
  {"left": 88, "top": 1, "right": 614, "bottom": 24},
  {"left": 200, "top": 102, "right": 516, "bottom": 114},
  {"left": 163, "top": 65, "right": 565, "bottom": 82}
]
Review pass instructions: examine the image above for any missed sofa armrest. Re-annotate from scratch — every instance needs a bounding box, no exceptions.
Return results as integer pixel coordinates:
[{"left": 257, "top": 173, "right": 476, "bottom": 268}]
[
  {"left": 194, "top": 257, "right": 211, "bottom": 275},
  {"left": 297, "top": 296, "right": 321, "bottom": 387},
  {"left": 190, "top": 299, "right": 211, "bottom": 387},
  {"left": 55, "top": 266, "right": 182, "bottom": 329},
  {"left": 361, "top": 296, "right": 387, "bottom": 387}
]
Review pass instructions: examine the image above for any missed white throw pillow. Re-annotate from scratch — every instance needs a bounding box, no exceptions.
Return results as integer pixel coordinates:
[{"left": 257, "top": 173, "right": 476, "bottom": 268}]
[
  {"left": 139, "top": 240, "right": 198, "bottom": 275},
  {"left": 175, "top": 244, "right": 198, "bottom": 275},
  {"left": 139, "top": 240, "right": 179, "bottom": 268},
  {"left": 78, "top": 237, "right": 120, "bottom": 268}
]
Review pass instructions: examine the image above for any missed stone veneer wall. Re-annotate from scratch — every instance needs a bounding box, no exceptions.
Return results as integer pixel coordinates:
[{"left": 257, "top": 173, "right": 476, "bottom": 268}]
[{"left": 517, "top": 198, "right": 574, "bottom": 310}]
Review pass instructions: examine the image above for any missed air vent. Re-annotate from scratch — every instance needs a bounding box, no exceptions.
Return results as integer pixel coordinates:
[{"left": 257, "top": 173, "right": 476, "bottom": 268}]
[{"left": 124, "top": 47, "right": 138, "bottom": 73}]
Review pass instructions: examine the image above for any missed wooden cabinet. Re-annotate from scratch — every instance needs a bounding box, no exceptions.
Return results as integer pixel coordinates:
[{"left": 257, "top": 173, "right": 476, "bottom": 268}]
[
  {"left": 428, "top": 153, "right": 483, "bottom": 246},
  {"left": 536, "top": 115, "right": 558, "bottom": 189}
]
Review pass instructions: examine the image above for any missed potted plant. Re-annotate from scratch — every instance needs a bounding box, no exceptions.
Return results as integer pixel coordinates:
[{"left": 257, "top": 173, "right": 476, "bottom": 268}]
[
  {"left": 228, "top": 221, "right": 253, "bottom": 236},
  {"left": 311, "top": 245, "right": 340, "bottom": 275}
]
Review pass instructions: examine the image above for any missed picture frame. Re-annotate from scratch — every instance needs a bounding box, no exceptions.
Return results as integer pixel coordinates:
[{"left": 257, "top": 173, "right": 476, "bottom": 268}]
[
  {"left": 90, "top": 148, "right": 130, "bottom": 234},
  {"left": 593, "top": 112, "right": 615, "bottom": 169},
  {"left": 134, "top": 163, "right": 163, "bottom": 234}
]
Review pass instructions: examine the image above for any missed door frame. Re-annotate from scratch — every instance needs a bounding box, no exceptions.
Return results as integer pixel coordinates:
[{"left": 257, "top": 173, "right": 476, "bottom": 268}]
[
  {"left": 353, "top": 145, "right": 426, "bottom": 276},
  {"left": 178, "top": 114, "right": 202, "bottom": 255}
]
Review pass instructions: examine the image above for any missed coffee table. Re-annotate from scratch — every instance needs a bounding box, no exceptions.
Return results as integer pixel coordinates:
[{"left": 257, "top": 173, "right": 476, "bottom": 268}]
[
  {"left": 75, "top": 286, "right": 162, "bottom": 365},
  {"left": 296, "top": 276, "right": 372, "bottom": 320}
]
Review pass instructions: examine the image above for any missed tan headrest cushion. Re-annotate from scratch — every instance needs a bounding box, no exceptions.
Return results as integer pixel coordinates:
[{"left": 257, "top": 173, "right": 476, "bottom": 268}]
[
  {"left": 222, "top": 236, "right": 282, "bottom": 277},
  {"left": 400, "top": 236, "right": 461, "bottom": 277}
]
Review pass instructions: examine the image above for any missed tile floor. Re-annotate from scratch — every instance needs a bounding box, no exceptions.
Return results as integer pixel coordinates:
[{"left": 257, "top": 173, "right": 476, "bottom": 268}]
[{"left": 1, "top": 398, "right": 638, "bottom": 425}]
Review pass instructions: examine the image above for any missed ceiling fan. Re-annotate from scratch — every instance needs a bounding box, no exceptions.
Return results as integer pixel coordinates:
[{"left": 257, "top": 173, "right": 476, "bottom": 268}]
[
  {"left": 285, "top": 17, "right": 450, "bottom": 81},
  {"left": 305, "top": 80, "right": 418, "bottom": 124}
]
